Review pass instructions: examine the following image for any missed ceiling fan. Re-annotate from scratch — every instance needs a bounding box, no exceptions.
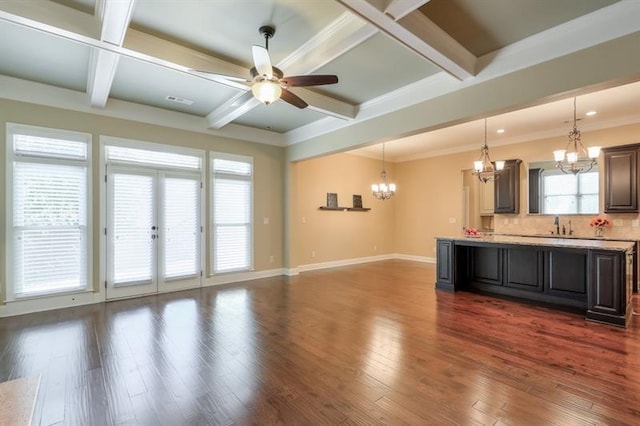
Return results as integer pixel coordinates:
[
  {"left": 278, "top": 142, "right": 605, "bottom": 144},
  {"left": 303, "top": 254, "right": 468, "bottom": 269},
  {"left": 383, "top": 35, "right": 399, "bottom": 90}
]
[{"left": 195, "top": 26, "right": 339, "bottom": 109}]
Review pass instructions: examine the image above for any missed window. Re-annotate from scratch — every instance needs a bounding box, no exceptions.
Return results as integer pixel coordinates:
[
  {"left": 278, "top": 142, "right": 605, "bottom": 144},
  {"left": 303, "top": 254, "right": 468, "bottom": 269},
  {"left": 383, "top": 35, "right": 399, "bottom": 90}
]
[
  {"left": 542, "top": 168, "right": 598, "bottom": 214},
  {"left": 211, "top": 153, "right": 253, "bottom": 273},
  {"left": 7, "top": 124, "right": 91, "bottom": 298}
]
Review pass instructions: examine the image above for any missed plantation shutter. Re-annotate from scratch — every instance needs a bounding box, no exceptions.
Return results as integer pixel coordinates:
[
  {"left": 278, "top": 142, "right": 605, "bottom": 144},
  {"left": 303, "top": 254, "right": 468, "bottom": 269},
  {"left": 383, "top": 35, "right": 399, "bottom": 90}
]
[
  {"left": 163, "top": 176, "right": 200, "bottom": 278},
  {"left": 212, "top": 156, "right": 253, "bottom": 273},
  {"left": 10, "top": 130, "right": 90, "bottom": 297}
]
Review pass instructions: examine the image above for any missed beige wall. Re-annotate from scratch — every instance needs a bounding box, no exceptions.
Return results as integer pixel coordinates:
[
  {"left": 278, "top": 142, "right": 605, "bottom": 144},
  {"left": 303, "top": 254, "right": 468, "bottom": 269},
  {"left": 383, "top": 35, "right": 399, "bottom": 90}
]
[
  {"left": 0, "top": 99, "right": 285, "bottom": 306},
  {"left": 394, "top": 123, "right": 640, "bottom": 259},
  {"left": 291, "top": 153, "right": 395, "bottom": 266}
]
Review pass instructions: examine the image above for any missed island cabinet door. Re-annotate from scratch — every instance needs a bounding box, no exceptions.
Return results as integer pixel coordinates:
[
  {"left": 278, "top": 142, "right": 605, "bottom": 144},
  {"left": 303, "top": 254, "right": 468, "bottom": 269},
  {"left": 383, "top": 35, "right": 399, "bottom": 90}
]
[
  {"left": 587, "top": 251, "right": 625, "bottom": 323},
  {"left": 504, "top": 247, "right": 543, "bottom": 291},
  {"left": 546, "top": 249, "right": 588, "bottom": 300},
  {"left": 470, "top": 246, "right": 502, "bottom": 286}
]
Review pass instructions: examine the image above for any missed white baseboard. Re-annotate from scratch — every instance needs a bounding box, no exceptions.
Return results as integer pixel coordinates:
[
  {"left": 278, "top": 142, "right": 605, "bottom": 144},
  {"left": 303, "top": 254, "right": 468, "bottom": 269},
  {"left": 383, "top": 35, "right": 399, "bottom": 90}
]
[
  {"left": 394, "top": 253, "right": 436, "bottom": 263},
  {"left": 0, "top": 256, "right": 433, "bottom": 317},
  {"left": 298, "top": 254, "right": 396, "bottom": 272},
  {"left": 0, "top": 291, "right": 104, "bottom": 318},
  {"left": 204, "top": 268, "right": 285, "bottom": 287}
]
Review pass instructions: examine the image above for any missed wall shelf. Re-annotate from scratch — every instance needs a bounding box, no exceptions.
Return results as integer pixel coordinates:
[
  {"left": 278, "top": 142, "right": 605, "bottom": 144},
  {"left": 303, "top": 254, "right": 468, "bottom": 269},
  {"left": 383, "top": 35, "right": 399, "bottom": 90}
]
[{"left": 318, "top": 206, "right": 371, "bottom": 212}]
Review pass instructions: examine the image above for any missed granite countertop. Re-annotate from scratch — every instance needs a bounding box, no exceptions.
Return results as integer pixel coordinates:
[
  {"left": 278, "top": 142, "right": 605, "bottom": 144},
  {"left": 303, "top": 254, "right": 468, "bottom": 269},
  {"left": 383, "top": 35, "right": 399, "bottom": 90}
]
[{"left": 439, "top": 234, "right": 635, "bottom": 252}]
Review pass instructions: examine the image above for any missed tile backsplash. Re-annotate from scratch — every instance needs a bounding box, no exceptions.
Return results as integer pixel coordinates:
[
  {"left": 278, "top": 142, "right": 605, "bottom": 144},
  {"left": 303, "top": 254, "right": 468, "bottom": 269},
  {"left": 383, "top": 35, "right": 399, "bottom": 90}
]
[{"left": 494, "top": 213, "right": 640, "bottom": 240}]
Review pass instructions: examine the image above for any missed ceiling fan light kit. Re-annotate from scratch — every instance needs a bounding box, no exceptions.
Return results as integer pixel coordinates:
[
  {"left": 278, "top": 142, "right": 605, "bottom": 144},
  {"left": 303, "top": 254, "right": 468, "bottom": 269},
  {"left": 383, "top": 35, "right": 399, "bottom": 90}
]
[{"left": 196, "top": 25, "right": 338, "bottom": 109}]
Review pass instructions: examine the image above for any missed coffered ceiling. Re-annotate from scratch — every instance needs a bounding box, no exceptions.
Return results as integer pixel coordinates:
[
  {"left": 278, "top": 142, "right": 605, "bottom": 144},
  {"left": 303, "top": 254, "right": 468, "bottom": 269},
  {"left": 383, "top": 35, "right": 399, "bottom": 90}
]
[{"left": 1, "top": 0, "right": 638, "bottom": 160}]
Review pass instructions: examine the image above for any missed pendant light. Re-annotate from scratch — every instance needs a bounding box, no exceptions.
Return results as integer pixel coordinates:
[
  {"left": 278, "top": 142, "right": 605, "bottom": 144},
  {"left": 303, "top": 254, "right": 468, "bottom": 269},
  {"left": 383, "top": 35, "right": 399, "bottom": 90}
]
[
  {"left": 472, "top": 118, "right": 504, "bottom": 183},
  {"left": 371, "top": 144, "right": 396, "bottom": 200},
  {"left": 553, "top": 97, "right": 600, "bottom": 174}
]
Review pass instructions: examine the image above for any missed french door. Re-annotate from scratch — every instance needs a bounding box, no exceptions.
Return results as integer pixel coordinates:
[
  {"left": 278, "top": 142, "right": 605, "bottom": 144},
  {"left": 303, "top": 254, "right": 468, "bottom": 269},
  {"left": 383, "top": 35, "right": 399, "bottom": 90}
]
[{"left": 106, "top": 165, "right": 201, "bottom": 299}]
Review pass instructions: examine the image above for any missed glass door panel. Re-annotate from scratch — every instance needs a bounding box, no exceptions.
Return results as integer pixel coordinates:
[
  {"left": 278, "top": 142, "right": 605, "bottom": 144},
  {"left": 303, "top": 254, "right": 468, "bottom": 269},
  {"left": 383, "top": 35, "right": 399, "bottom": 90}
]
[
  {"left": 106, "top": 167, "right": 158, "bottom": 299},
  {"left": 159, "top": 172, "right": 201, "bottom": 291}
]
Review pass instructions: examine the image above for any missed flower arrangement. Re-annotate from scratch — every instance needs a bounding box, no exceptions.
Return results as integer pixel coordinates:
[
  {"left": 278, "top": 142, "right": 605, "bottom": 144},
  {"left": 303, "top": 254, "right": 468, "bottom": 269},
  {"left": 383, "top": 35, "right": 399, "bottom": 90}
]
[
  {"left": 464, "top": 227, "right": 482, "bottom": 237},
  {"left": 590, "top": 216, "right": 611, "bottom": 228},
  {"left": 590, "top": 216, "right": 611, "bottom": 237}
]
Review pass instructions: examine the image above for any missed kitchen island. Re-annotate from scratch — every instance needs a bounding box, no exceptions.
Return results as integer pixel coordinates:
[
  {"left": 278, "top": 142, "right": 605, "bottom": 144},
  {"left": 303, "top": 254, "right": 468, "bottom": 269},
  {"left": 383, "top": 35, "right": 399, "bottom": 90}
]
[{"left": 435, "top": 235, "right": 634, "bottom": 327}]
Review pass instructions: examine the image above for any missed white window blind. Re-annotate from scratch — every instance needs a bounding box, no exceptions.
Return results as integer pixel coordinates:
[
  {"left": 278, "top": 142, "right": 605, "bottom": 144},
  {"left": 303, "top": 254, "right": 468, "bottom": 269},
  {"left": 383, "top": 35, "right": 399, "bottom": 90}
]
[
  {"left": 112, "top": 173, "right": 154, "bottom": 285},
  {"left": 8, "top": 125, "right": 91, "bottom": 298},
  {"left": 164, "top": 177, "right": 199, "bottom": 279},
  {"left": 106, "top": 145, "right": 201, "bottom": 170},
  {"left": 212, "top": 155, "right": 253, "bottom": 273}
]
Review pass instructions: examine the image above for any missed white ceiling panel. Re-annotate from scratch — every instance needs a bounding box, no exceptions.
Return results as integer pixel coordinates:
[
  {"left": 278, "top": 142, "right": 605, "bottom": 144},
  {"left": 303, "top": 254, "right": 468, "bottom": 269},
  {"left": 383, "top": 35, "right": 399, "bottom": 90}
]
[
  {"left": 0, "top": 21, "right": 90, "bottom": 92},
  {"left": 129, "top": 0, "right": 346, "bottom": 67},
  {"left": 233, "top": 100, "right": 328, "bottom": 133},
  {"left": 110, "top": 56, "right": 242, "bottom": 116},
  {"left": 313, "top": 32, "right": 442, "bottom": 104}
]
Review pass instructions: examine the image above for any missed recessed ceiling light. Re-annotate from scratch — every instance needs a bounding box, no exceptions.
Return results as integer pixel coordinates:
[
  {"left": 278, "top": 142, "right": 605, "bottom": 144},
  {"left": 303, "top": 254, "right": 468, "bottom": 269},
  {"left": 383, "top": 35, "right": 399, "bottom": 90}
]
[
  {"left": 586, "top": 110, "right": 597, "bottom": 116},
  {"left": 496, "top": 128, "right": 505, "bottom": 134}
]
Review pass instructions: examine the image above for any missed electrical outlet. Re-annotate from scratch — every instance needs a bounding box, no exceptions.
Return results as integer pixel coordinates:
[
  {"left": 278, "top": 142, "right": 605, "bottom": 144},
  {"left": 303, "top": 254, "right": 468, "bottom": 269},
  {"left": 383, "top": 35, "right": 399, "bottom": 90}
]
[
  {"left": 263, "top": 217, "right": 269, "bottom": 225},
  {"left": 302, "top": 216, "right": 306, "bottom": 224},
  {"left": 269, "top": 255, "right": 274, "bottom": 263},
  {"left": 311, "top": 250, "right": 316, "bottom": 258},
  {"left": 632, "top": 220, "right": 639, "bottom": 228},
  {"left": 373, "top": 245, "right": 377, "bottom": 251}
]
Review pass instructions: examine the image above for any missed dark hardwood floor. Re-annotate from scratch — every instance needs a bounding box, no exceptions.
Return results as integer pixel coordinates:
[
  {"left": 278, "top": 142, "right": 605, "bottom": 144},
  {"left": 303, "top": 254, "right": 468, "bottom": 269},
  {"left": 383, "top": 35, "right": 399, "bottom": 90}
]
[{"left": 1, "top": 260, "right": 639, "bottom": 425}]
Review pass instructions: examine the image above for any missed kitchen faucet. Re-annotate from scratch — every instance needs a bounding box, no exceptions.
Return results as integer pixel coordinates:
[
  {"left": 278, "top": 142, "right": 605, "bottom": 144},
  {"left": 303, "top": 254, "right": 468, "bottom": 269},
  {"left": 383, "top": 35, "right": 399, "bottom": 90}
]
[{"left": 554, "top": 216, "right": 560, "bottom": 235}]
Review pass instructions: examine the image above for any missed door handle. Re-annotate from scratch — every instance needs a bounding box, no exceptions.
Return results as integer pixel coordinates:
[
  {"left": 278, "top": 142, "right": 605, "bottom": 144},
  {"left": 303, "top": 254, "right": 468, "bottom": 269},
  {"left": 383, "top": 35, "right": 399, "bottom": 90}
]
[
  {"left": 151, "top": 234, "right": 157, "bottom": 239},
  {"left": 151, "top": 226, "right": 157, "bottom": 230}
]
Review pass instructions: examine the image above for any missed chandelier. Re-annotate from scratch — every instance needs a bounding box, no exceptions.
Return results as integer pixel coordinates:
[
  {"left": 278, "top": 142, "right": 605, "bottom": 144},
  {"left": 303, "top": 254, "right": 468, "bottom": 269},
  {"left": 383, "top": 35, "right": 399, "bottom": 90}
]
[
  {"left": 472, "top": 118, "right": 504, "bottom": 183},
  {"left": 553, "top": 97, "right": 600, "bottom": 174},
  {"left": 371, "top": 143, "right": 396, "bottom": 200}
]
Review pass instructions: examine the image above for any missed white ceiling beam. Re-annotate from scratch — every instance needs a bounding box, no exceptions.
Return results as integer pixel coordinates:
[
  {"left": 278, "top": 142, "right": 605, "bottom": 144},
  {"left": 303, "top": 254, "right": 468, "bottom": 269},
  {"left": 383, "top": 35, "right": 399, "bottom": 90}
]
[
  {"left": 337, "top": 0, "right": 476, "bottom": 80},
  {"left": 207, "top": 92, "right": 261, "bottom": 129},
  {"left": 383, "top": 0, "right": 430, "bottom": 21},
  {"left": 96, "top": 0, "right": 135, "bottom": 45},
  {"left": 205, "top": 11, "right": 365, "bottom": 129},
  {"left": 278, "top": 11, "right": 377, "bottom": 75},
  {"left": 88, "top": 0, "right": 136, "bottom": 108}
]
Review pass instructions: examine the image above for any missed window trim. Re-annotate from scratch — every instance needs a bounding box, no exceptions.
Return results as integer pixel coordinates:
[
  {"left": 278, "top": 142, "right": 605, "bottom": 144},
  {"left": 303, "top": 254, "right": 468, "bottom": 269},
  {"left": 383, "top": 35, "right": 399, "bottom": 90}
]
[
  {"left": 6, "top": 123, "right": 93, "bottom": 301},
  {"left": 210, "top": 151, "right": 254, "bottom": 275}
]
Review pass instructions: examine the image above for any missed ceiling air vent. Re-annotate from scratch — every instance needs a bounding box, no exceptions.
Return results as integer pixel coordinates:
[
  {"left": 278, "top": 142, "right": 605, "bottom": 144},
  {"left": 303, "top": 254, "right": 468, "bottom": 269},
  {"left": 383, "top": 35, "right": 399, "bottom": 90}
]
[{"left": 165, "top": 95, "right": 194, "bottom": 106}]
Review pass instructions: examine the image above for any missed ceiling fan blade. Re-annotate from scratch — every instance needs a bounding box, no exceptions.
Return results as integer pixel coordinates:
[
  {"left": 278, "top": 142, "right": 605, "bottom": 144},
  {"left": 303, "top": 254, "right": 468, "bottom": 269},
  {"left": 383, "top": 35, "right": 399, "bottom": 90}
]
[
  {"left": 280, "top": 88, "right": 308, "bottom": 109},
  {"left": 252, "top": 45, "right": 273, "bottom": 79},
  {"left": 281, "top": 75, "right": 338, "bottom": 87}
]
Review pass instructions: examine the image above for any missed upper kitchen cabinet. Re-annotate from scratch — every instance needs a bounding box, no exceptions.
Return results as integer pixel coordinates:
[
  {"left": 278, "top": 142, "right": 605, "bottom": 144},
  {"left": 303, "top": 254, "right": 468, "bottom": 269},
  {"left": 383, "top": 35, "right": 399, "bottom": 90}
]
[
  {"left": 604, "top": 145, "right": 639, "bottom": 213},
  {"left": 478, "top": 180, "right": 494, "bottom": 216},
  {"left": 495, "top": 159, "right": 522, "bottom": 214}
]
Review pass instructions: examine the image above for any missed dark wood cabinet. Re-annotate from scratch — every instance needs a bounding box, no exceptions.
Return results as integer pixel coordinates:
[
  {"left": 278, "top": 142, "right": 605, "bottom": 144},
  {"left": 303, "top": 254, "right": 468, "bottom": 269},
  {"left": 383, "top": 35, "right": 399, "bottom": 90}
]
[
  {"left": 528, "top": 168, "right": 544, "bottom": 214},
  {"left": 494, "top": 159, "right": 522, "bottom": 214},
  {"left": 587, "top": 250, "right": 628, "bottom": 326},
  {"left": 435, "top": 237, "right": 634, "bottom": 326},
  {"left": 504, "top": 247, "right": 543, "bottom": 291},
  {"left": 603, "top": 145, "right": 638, "bottom": 213},
  {"left": 471, "top": 246, "right": 502, "bottom": 286},
  {"left": 435, "top": 239, "right": 455, "bottom": 292},
  {"left": 547, "top": 249, "right": 587, "bottom": 300}
]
